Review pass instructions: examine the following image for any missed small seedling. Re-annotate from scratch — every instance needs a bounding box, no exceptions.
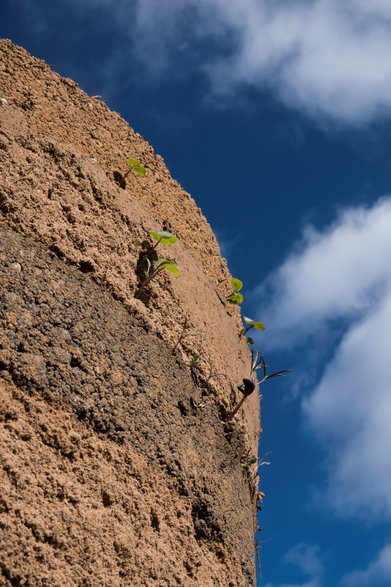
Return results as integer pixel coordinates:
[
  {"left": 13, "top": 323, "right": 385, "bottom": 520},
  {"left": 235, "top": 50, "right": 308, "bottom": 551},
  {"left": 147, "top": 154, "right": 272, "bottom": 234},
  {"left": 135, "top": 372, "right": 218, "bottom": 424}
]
[
  {"left": 226, "top": 278, "right": 244, "bottom": 305},
  {"left": 191, "top": 399, "right": 206, "bottom": 409},
  {"left": 138, "top": 230, "right": 177, "bottom": 274},
  {"left": 135, "top": 258, "right": 179, "bottom": 297},
  {"left": 240, "top": 316, "right": 265, "bottom": 337},
  {"left": 246, "top": 337, "right": 255, "bottom": 345},
  {"left": 125, "top": 157, "right": 146, "bottom": 177},
  {"left": 146, "top": 230, "right": 177, "bottom": 256},
  {"left": 241, "top": 455, "right": 258, "bottom": 469},
  {"left": 223, "top": 354, "right": 290, "bottom": 424},
  {"left": 241, "top": 453, "right": 271, "bottom": 484},
  {"left": 136, "top": 229, "right": 179, "bottom": 297},
  {"left": 190, "top": 354, "right": 202, "bottom": 368},
  {"left": 216, "top": 277, "right": 244, "bottom": 305}
]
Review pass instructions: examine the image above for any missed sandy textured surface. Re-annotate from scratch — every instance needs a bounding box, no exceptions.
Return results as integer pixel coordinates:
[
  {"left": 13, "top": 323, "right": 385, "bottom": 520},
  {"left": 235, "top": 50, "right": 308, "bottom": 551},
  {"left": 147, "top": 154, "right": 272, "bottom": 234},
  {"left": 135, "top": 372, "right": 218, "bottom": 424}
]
[{"left": 0, "top": 39, "right": 261, "bottom": 586}]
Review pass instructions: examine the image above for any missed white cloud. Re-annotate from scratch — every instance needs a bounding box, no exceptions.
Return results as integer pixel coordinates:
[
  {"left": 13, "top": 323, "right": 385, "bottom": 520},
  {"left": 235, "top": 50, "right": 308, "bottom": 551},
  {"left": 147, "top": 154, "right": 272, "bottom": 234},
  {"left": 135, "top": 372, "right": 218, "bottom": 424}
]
[
  {"left": 113, "top": 0, "right": 391, "bottom": 125},
  {"left": 341, "top": 544, "right": 391, "bottom": 587},
  {"left": 284, "top": 543, "right": 323, "bottom": 579},
  {"left": 263, "top": 542, "right": 323, "bottom": 587},
  {"left": 304, "top": 289, "right": 391, "bottom": 518},
  {"left": 256, "top": 197, "right": 391, "bottom": 520},
  {"left": 255, "top": 197, "right": 391, "bottom": 350},
  {"left": 21, "top": 0, "right": 391, "bottom": 124}
]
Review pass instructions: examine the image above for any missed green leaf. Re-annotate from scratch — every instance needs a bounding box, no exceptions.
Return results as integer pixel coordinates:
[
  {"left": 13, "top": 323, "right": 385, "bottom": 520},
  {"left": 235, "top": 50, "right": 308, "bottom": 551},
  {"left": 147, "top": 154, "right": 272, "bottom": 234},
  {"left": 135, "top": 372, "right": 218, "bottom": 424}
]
[
  {"left": 126, "top": 157, "right": 146, "bottom": 177},
  {"left": 254, "top": 322, "right": 266, "bottom": 331},
  {"left": 231, "top": 278, "right": 243, "bottom": 292},
  {"left": 227, "top": 292, "right": 243, "bottom": 305},
  {"left": 150, "top": 231, "right": 177, "bottom": 245},
  {"left": 243, "top": 316, "right": 255, "bottom": 325},
  {"left": 246, "top": 337, "right": 255, "bottom": 345},
  {"left": 241, "top": 456, "right": 257, "bottom": 469},
  {"left": 156, "top": 259, "right": 180, "bottom": 276},
  {"left": 191, "top": 354, "right": 202, "bottom": 366},
  {"left": 134, "top": 164, "right": 145, "bottom": 177},
  {"left": 126, "top": 157, "right": 138, "bottom": 167}
]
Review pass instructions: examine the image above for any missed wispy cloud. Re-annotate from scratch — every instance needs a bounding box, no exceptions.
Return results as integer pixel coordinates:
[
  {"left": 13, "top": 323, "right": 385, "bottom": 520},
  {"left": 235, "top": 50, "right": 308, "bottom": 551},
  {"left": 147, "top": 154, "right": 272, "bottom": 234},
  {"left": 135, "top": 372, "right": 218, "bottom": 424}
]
[
  {"left": 254, "top": 197, "right": 391, "bottom": 350},
  {"left": 304, "top": 288, "right": 391, "bottom": 519},
  {"left": 255, "top": 197, "right": 391, "bottom": 520},
  {"left": 102, "top": 0, "right": 391, "bottom": 125},
  {"left": 264, "top": 542, "right": 323, "bottom": 587},
  {"left": 341, "top": 544, "right": 391, "bottom": 587},
  {"left": 23, "top": 0, "right": 391, "bottom": 125}
]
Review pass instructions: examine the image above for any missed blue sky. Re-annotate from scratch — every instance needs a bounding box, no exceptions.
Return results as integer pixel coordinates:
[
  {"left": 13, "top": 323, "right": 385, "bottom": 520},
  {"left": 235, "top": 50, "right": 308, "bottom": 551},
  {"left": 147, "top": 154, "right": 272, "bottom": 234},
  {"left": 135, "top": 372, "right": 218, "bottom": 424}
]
[{"left": 3, "top": 1, "right": 391, "bottom": 585}]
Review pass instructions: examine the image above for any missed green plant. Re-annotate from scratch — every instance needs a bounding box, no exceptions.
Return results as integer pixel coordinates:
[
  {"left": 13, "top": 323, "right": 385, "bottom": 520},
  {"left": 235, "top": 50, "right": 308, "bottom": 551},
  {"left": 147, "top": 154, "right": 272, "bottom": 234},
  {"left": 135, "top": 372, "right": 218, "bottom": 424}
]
[
  {"left": 191, "top": 399, "right": 205, "bottom": 409},
  {"left": 190, "top": 354, "right": 202, "bottom": 368},
  {"left": 141, "top": 231, "right": 177, "bottom": 263},
  {"left": 241, "top": 455, "right": 258, "bottom": 469},
  {"left": 149, "top": 230, "right": 177, "bottom": 248},
  {"left": 215, "top": 277, "right": 244, "bottom": 306},
  {"left": 135, "top": 258, "right": 179, "bottom": 297},
  {"left": 125, "top": 157, "right": 146, "bottom": 177},
  {"left": 223, "top": 353, "right": 290, "bottom": 424},
  {"left": 241, "top": 453, "right": 271, "bottom": 470},
  {"left": 240, "top": 316, "right": 265, "bottom": 337},
  {"left": 135, "top": 230, "right": 179, "bottom": 297},
  {"left": 226, "top": 278, "right": 244, "bottom": 305}
]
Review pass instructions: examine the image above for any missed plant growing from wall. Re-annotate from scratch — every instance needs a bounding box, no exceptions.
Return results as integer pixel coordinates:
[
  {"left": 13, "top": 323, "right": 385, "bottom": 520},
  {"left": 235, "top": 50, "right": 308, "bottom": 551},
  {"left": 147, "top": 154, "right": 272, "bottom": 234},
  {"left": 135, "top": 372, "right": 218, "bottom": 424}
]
[
  {"left": 191, "top": 399, "right": 206, "bottom": 409},
  {"left": 226, "top": 278, "right": 244, "bottom": 305},
  {"left": 240, "top": 316, "right": 265, "bottom": 337},
  {"left": 241, "top": 451, "right": 271, "bottom": 470},
  {"left": 135, "top": 230, "right": 179, "bottom": 297},
  {"left": 135, "top": 258, "right": 179, "bottom": 297},
  {"left": 125, "top": 157, "right": 146, "bottom": 177},
  {"left": 216, "top": 277, "right": 244, "bottom": 305},
  {"left": 223, "top": 352, "right": 290, "bottom": 424}
]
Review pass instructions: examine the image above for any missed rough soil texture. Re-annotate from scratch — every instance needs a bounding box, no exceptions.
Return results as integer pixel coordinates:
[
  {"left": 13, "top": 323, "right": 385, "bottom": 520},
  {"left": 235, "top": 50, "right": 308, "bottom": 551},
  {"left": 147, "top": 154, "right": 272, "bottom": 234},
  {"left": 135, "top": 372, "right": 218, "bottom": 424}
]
[{"left": 0, "top": 40, "right": 261, "bottom": 586}]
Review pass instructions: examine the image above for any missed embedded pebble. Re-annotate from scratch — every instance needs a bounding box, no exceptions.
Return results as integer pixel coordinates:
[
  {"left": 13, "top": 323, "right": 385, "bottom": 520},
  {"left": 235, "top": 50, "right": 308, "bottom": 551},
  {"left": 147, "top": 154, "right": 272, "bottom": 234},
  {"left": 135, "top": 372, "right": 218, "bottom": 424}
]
[
  {"left": 0, "top": 97, "right": 8, "bottom": 105},
  {"left": 9, "top": 262, "right": 22, "bottom": 272}
]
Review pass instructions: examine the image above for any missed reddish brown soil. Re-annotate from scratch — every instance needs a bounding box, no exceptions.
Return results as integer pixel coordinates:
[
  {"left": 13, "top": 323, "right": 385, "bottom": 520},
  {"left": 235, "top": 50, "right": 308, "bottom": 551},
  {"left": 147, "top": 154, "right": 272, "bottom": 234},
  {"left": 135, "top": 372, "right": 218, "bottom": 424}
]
[{"left": 0, "top": 40, "right": 261, "bottom": 586}]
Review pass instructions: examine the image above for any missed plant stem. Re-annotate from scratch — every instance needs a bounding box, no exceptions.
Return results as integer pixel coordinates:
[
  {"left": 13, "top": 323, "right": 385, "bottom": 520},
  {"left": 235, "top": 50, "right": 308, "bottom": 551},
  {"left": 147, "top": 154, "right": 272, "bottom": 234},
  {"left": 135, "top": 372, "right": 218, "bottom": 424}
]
[
  {"left": 223, "top": 395, "right": 248, "bottom": 424},
  {"left": 240, "top": 324, "right": 254, "bottom": 337},
  {"left": 145, "top": 236, "right": 163, "bottom": 257},
  {"left": 135, "top": 265, "right": 164, "bottom": 297}
]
